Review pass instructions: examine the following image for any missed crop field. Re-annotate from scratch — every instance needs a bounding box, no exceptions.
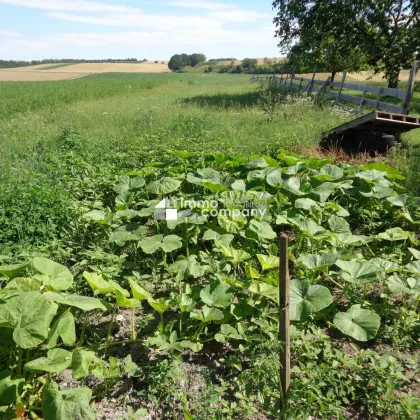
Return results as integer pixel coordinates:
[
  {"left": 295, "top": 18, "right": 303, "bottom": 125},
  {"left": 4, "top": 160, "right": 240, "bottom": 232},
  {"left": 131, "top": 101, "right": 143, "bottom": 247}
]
[
  {"left": 0, "top": 62, "right": 170, "bottom": 81},
  {"left": 0, "top": 73, "right": 419, "bottom": 419}
]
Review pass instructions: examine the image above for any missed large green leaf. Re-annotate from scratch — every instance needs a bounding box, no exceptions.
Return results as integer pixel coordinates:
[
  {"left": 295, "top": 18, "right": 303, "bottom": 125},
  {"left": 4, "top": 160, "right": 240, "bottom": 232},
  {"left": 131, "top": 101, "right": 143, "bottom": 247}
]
[
  {"left": 109, "top": 224, "right": 147, "bottom": 246},
  {"left": 139, "top": 234, "right": 182, "bottom": 254},
  {"left": 190, "top": 306, "right": 224, "bottom": 322},
  {"left": 333, "top": 305, "right": 380, "bottom": 341},
  {"left": 83, "top": 272, "right": 117, "bottom": 295},
  {"left": 32, "top": 258, "right": 73, "bottom": 291},
  {"left": 387, "top": 194, "right": 410, "bottom": 207},
  {"left": 42, "top": 386, "right": 95, "bottom": 420},
  {"left": 360, "top": 163, "right": 405, "bottom": 180},
  {"left": 113, "top": 175, "right": 145, "bottom": 194},
  {"left": 299, "top": 253, "right": 338, "bottom": 271},
  {"left": 294, "top": 198, "right": 319, "bottom": 211},
  {"left": 290, "top": 280, "right": 333, "bottom": 321},
  {"left": 200, "top": 281, "right": 232, "bottom": 308},
  {"left": 214, "top": 324, "right": 243, "bottom": 343},
  {"left": 4, "top": 277, "right": 42, "bottom": 293},
  {"left": 257, "top": 254, "right": 279, "bottom": 271},
  {"left": 72, "top": 349, "right": 105, "bottom": 379},
  {"left": 203, "top": 229, "right": 234, "bottom": 248},
  {"left": 328, "top": 215, "right": 351, "bottom": 235},
  {"left": 129, "top": 279, "right": 152, "bottom": 301},
  {"left": 148, "top": 298, "right": 172, "bottom": 314},
  {"left": 217, "top": 214, "right": 247, "bottom": 233},
  {"left": 266, "top": 169, "right": 283, "bottom": 187},
  {"left": 408, "top": 248, "right": 420, "bottom": 260},
  {"left": 248, "top": 220, "right": 276, "bottom": 240},
  {"left": 0, "top": 371, "right": 24, "bottom": 405},
  {"left": 314, "top": 164, "right": 344, "bottom": 181},
  {"left": 289, "top": 215, "right": 326, "bottom": 238},
  {"left": 220, "top": 246, "right": 251, "bottom": 264},
  {"left": 405, "top": 260, "right": 420, "bottom": 274},
  {"left": 147, "top": 177, "right": 182, "bottom": 195},
  {"left": 44, "top": 292, "right": 106, "bottom": 312},
  {"left": 387, "top": 275, "right": 420, "bottom": 296},
  {"left": 47, "top": 309, "right": 76, "bottom": 349},
  {"left": 115, "top": 290, "right": 141, "bottom": 309},
  {"left": 169, "top": 256, "right": 208, "bottom": 281},
  {"left": 0, "top": 262, "right": 29, "bottom": 279},
  {"left": 336, "top": 260, "right": 379, "bottom": 284},
  {"left": 0, "top": 291, "right": 58, "bottom": 348},
  {"left": 377, "top": 227, "right": 414, "bottom": 242},
  {"left": 249, "top": 281, "right": 278, "bottom": 302},
  {"left": 25, "top": 349, "right": 72, "bottom": 374}
]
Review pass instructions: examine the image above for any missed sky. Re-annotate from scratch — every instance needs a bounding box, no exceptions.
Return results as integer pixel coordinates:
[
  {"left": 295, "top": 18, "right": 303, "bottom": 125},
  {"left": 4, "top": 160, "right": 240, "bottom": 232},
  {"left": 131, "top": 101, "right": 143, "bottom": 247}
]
[{"left": 0, "top": 0, "right": 281, "bottom": 61}]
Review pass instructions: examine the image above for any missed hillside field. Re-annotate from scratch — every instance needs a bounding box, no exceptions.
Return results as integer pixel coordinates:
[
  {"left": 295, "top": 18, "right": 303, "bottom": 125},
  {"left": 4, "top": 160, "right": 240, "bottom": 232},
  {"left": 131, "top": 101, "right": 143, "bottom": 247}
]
[
  {"left": 0, "top": 61, "right": 170, "bottom": 81},
  {"left": 0, "top": 73, "right": 419, "bottom": 419}
]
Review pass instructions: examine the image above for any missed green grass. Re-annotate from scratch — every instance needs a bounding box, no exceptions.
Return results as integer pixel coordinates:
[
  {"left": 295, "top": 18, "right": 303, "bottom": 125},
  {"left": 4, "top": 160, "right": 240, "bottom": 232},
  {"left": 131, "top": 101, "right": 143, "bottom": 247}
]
[
  {"left": 0, "top": 72, "right": 419, "bottom": 419},
  {"left": 0, "top": 73, "right": 351, "bottom": 181}
]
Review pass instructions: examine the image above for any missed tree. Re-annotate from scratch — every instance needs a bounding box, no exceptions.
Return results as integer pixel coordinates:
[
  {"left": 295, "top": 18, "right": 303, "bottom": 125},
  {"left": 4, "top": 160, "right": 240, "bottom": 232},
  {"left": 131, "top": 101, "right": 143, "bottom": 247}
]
[
  {"left": 363, "top": 1, "right": 420, "bottom": 87},
  {"left": 273, "top": 0, "right": 420, "bottom": 87},
  {"left": 189, "top": 53, "right": 206, "bottom": 67},
  {"left": 168, "top": 54, "right": 184, "bottom": 72},
  {"left": 180, "top": 54, "right": 191, "bottom": 67},
  {"left": 242, "top": 58, "right": 258, "bottom": 71}
]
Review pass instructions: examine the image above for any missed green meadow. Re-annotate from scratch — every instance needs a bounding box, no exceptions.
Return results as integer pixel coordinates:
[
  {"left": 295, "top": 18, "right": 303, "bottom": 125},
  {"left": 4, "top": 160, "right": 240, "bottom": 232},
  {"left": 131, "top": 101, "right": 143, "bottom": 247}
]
[{"left": 0, "top": 73, "right": 419, "bottom": 419}]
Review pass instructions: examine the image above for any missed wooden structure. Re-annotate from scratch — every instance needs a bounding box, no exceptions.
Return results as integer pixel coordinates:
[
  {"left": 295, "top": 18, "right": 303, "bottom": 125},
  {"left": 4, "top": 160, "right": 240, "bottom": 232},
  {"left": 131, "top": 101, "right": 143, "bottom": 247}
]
[
  {"left": 251, "top": 62, "right": 420, "bottom": 141},
  {"left": 279, "top": 234, "right": 290, "bottom": 408}
]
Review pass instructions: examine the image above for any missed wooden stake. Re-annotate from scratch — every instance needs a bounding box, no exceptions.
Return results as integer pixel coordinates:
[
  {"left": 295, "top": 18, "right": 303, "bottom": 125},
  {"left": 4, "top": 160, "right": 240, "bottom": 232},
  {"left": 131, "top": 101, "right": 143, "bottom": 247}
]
[
  {"left": 336, "top": 70, "right": 347, "bottom": 102},
  {"left": 402, "top": 60, "right": 419, "bottom": 115},
  {"left": 279, "top": 233, "right": 290, "bottom": 409},
  {"left": 307, "top": 67, "right": 316, "bottom": 96}
]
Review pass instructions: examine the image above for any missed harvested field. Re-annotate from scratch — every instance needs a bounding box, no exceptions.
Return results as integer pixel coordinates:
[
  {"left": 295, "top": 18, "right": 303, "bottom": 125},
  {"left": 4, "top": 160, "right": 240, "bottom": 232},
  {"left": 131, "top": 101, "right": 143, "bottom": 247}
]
[
  {"left": 38, "top": 62, "right": 170, "bottom": 74},
  {"left": 0, "top": 62, "right": 170, "bottom": 81},
  {"left": 0, "top": 70, "right": 88, "bottom": 81},
  {"left": 290, "top": 70, "right": 420, "bottom": 83}
]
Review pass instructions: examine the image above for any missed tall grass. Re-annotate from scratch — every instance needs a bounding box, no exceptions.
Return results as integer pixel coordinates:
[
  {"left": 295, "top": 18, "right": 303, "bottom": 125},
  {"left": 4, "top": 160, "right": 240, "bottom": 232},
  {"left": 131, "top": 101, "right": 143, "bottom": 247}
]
[
  {"left": 1, "top": 72, "right": 419, "bottom": 191},
  {"left": 0, "top": 73, "right": 350, "bottom": 178}
]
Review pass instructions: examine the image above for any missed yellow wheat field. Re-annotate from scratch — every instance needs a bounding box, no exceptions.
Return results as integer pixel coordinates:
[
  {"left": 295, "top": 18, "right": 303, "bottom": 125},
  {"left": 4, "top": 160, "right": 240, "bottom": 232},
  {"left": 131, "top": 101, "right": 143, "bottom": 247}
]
[{"left": 0, "top": 61, "right": 170, "bottom": 81}]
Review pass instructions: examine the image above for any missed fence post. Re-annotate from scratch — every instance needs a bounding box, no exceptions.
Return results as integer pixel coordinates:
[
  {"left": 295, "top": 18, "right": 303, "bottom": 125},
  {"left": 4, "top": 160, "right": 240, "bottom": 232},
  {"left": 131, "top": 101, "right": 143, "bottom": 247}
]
[
  {"left": 307, "top": 68, "right": 316, "bottom": 95},
  {"left": 359, "top": 85, "right": 367, "bottom": 114},
  {"left": 318, "top": 76, "right": 331, "bottom": 97},
  {"left": 402, "top": 60, "right": 419, "bottom": 114},
  {"left": 279, "top": 233, "right": 290, "bottom": 410},
  {"left": 336, "top": 70, "right": 347, "bottom": 102}
]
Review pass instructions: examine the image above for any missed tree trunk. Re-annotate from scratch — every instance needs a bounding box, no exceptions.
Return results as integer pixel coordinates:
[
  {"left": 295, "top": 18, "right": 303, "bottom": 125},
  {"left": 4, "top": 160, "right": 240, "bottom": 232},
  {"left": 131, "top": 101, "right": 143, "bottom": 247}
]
[
  {"left": 331, "top": 71, "right": 337, "bottom": 82},
  {"left": 387, "top": 71, "right": 400, "bottom": 88}
]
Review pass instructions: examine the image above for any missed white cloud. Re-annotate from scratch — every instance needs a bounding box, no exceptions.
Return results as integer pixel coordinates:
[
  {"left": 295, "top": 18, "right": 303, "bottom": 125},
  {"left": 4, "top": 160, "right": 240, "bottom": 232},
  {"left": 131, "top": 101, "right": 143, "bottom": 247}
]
[
  {"left": 209, "top": 10, "right": 270, "bottom": 22},
  {"left": 167, "top": 1, "right": 235, "bottom": 10},
  {"left": 46, "top": 11, "right": 222, "bottom": 31},
  {"left": 0, "top": 26, "right": 276, "bottom": 57},
  {"left": 0, "top": 0, "right": 136, "bottom": 13},
  {"left": 0, "top": 0, "right": 279, "bottom": 59}
]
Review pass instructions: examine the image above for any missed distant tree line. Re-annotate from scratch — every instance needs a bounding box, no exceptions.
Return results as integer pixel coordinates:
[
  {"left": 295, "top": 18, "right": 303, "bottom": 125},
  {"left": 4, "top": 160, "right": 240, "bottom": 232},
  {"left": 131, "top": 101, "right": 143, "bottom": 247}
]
[
  {"left": 211, "top": 58, "right": 287, "bottom": 74},
  {"left": 0, "top": 58, "right": 148, "bottom": 68},
  {"left": 168, "top": 53, "right": 206, "bottom": 71},
  {"left": 207, "top": 58, "right": 237, "bottom": 64}
]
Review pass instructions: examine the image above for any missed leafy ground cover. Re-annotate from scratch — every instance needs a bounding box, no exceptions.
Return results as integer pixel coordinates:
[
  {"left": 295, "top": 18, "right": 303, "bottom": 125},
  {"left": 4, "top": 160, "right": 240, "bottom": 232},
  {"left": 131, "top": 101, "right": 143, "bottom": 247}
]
[
  {"left": 1, "top": 146, "right": 419, "bottom": 419},
  {"left": 0, "top": 74, "right": 419, "bottom": 419}
]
